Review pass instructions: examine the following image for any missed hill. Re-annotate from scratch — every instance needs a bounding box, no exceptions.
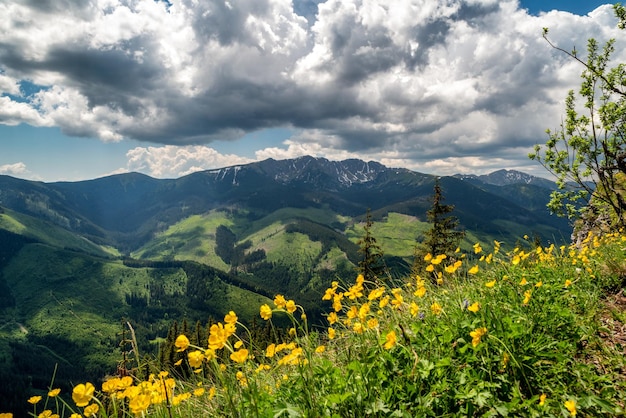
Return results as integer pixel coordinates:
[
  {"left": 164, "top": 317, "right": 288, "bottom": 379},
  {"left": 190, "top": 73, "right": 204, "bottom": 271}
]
[{"left": 0, "top": 157, "right": 571, "bottom": 412}]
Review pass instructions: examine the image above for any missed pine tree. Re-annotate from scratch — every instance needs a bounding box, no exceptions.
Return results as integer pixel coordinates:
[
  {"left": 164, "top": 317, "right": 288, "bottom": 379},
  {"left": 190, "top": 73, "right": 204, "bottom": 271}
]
[
  {"left": 414, "top": 179, "right": 465, "bottom": 273},
  {"left": 357, "top": 209, "right": 386, "bottom": 284}
]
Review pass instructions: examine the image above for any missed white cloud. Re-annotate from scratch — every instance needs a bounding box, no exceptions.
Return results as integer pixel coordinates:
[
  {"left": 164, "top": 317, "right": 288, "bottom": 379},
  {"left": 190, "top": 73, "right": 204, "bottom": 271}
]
[
  {"left": 125, "top": 145, "right": 255, "bottom": 178},
  {"left": 0, "top": 161, "right": 40, "bottom": 180},
  {"left": 0, "top": 0, "right": 622, "bottom": 176}
]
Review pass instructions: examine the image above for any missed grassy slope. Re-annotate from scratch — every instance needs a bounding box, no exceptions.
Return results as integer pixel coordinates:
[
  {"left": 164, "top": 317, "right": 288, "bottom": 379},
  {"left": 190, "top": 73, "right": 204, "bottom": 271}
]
[
  {"left": 131, "top": 208, "right": 534, "bottom": 282},
  {"left": 346, "top": 212, "right": 429, "bottom": 258},
  {"left": 0, "top": 208, "right": 117, "bottom": 257},
  {"left": 132, "top": 212, "right": 232, "bottom": 269},
  {"left": 7, "top": 231, "right": 626, "bottom": 418}
]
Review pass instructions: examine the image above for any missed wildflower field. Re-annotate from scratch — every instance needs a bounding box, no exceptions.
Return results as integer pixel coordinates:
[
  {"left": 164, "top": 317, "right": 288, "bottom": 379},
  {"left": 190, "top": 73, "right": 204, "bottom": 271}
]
[{"left": 6, "top": 232, "right": 626, "bottom": 417}]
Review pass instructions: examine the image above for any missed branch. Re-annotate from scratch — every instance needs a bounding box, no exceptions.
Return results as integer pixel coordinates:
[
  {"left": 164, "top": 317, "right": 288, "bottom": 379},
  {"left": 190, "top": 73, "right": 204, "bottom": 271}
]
[{"left": 543, "top": 30, "right": 625, "bottom": 98}]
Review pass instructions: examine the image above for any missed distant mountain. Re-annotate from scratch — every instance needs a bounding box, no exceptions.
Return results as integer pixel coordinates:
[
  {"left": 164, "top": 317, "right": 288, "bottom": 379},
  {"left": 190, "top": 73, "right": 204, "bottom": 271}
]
[
  {"left": 0, "top": 158, "right": 567, "bottom": 249},
  {"left": 454, "top": 169, "right": 556, "bottom": 189}
]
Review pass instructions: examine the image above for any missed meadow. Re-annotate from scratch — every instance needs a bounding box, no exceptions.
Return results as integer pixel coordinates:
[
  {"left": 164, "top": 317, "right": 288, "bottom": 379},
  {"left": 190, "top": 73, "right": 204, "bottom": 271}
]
[{"left": 6, "top": 230, "right": 626, "bottom": 417}]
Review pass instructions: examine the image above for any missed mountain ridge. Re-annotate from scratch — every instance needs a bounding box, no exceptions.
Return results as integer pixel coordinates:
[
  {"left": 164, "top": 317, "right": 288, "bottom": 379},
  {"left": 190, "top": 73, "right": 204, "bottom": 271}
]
[{"left": 0, "top": 157, "right": 565, "bottom": 251}]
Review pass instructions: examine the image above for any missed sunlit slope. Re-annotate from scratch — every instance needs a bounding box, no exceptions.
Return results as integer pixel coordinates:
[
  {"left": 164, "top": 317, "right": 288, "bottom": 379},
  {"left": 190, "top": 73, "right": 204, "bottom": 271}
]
[{"left": 0, "top": 206, "right": 116, "bottom": 257}]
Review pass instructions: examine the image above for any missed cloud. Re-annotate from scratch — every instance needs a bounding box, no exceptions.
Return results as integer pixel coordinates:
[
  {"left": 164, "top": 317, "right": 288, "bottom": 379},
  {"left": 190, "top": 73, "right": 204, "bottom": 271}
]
[
  {"left": 125, "top": 145, "right": 255, "bottom": 178},
  {"left": 0, "top": 0, "right": 622, "bottom": 175},
  {"left": 0, "top": 162, "right": 40, "bottom": 180}
]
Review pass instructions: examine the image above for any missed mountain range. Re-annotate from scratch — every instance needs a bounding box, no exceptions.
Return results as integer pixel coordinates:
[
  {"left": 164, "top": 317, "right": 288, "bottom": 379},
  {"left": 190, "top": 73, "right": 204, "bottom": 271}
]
[
  {"left": 0, "top": 156, "right": 567, "bottom": 251},
  {"left": 0, "top": 156, "right": 569, "bottom": 410}
]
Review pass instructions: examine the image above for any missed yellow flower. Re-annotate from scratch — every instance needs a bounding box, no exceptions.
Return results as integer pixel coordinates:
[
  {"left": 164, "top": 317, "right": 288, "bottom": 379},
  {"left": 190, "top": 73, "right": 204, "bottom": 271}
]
[
  {"left": 468, "top": 302, "right": 480, "bottom": 313},
  {"left": 564, "top": 279, "right": 572, "bottom": 288},
  {"left": 511, "top": 254, "right": 521, "bottom": 265},
  {"left": 230, "top": 348, "right": 249, "bottom": 364},
  {"left": 83, "top": 403, "right": 99, "bottom": 417},
  {"left": 345, "top": 281, "right": 364, "bottom": 299},
  {"left": 358, "top": 303, "right": 370, "bottom": 320},
  {"left": 485, "top": 280, "right": 496, "bottom": 288},
  {"left": 414, "top": 286, "right": 426, "bottom": 298},
  {"left": 353, "top": 322, "right": 364, "bottom": 333},
  {"left": 315, "top": 345, "right": 326, "bottom": 353},
  {"left": 468, "top": 265, "right": 479, "bottom": 275},
  {"left": 391, "top": 295, "right": 404, "bottom": 309},
  {"left": 208, "top": 323, "right": 231, "bottom": 350},
  {"left": 436, "top": 272, "right": 444, "bottom": 285},
  {"left": 224, "top": 311, "right": 238, "bottom": 324},
  {"left": 236, "top": 371, "right": 248, "bottom": 386},
  {"left": 379, "top": 295, "right": 390, "bottom": 308},
  {"left": 539, "top": 393, "right": 547, "bottom": 406},
  {"left": 265, "top": 343, "right": 276, "bottom": 358},
  {"left": 367, "top": 287, "right": 385, "bottom": 301},
  {"left": 204, "top": 348, "right": 215, "bottom": 362},
  {"left": 328, "top": 327, "right": 336, "bottom": 339},
  {"left": 430, "top": 302, "right": 443, "bottom": 316},
  {"left": 274, "top": 294, "right": 286, "bottom": 309},
  {"left": 255, "top": 364, "right": 270, "bottom": 373},
  {"left": 470, "top": 327, "right": 487, "bottom": 347},
  {"left": 37, "top": 411, "right": 58, "bottom": 418},
  {"left": 28, "top": 396, "right": 42, "bottom": 405},
  {"left": 473, "top": 243, "right": 482, "bottom": 254},
  {"left": 174, "top": 359, "right": 183, "bottom": 366},
  {"left": 445, "top": 260, "right": 462, "bottom": 273},
  {"left": 327, "top": 311, "right": 338, "bottom": 325},
  {"left": 332, "top": 295, "right": 343, "bottom": 312},
  {"left": 72, "top": 382, "right": 95, "bottom": 407},
  {"left": 425, "top": 264, "right": 435, "bottom": 272},
  {"left": 0, "top": 414, "right": 13, "bottom": 418},
  {"left": 175, "top": 334, "right": 190, "bottom": 352},
  {"left": 535, "top": 281, "right": 543, "bottom": 288},
  {"left": 194, "top": 387, "right": 205, "bottom": 397},
  {"left": 289, "top": 327, "right": 296, "bottom": 337},
  {"left": 431, "top": 254, "right": 446, "bottom": 265},
  {"left": 260, "top": 304, "right": 272, "bottom": 320},
  {"left": 564, "top": 399, "right": 577, "bottom": 416},
  {"left": 285, "top": 300, "right": 297, "bottom": 313},
  {"left": 410, "top": 302, "right": 419, "bottom": 317},
  {"left": 383, "top": 331, "right": 397, "bottom": 350},
  {"left": 522, "top": 290, "right": 532, "bottom": 305},
  {"left": 519, "top": 277, "right": 528, "bottom": 285},
  {"left": 424, "top": 253, "right": 433, "bottom": 261},
  {"left": 367, "top": 318, "right": 379, "bottom": 329},
  {"left": 129, "top": 394, "right": 151, "bottom": 415},
  {"left": 47, "top": 388, "right": 61, "bottom": 398},
  {"left": 188, "top": 350, "right": 204, "bottom": 368}
]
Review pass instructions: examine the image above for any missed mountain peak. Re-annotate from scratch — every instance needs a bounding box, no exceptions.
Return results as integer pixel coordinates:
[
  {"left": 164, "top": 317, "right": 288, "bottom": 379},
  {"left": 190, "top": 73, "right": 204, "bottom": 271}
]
[{"left": 454, "top": 169, "right": 554, "bottom": 189}]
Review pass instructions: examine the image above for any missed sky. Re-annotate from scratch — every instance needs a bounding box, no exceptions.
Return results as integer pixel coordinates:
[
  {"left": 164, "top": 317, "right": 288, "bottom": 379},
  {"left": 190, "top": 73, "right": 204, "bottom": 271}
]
[{"left": 0, "top": 0, "right": 621, "bottom": 182}]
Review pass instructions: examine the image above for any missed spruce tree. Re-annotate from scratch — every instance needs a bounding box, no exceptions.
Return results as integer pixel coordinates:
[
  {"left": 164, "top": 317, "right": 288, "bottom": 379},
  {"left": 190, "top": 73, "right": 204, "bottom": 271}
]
[
  {"left": 414, "top": 179, "right": 465, "bottom": 273},
  {"left": 357, "top": 209, "right": 386, "bottom": 284}
]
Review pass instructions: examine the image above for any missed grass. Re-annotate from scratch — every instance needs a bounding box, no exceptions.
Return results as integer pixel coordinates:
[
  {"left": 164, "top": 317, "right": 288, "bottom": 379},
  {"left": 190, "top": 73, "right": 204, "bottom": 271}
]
[
  {"left": 10, "top": 230, "right": 626, "bottom": 418},
  {"left": 0, "top": 208, "right": 115, "bottom": 257},
  {"left": 346, "top": 212, "right": 429, "bottom": 257},
  {"left": 132, "top": 212, "right": 233, "bottom": 269}
]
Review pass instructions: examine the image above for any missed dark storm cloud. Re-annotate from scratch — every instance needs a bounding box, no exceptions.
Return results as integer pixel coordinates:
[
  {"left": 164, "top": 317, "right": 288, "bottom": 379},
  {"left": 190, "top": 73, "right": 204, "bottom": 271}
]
[{"left": 44, "top": 43, "right": 163, "bottom": 113}]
